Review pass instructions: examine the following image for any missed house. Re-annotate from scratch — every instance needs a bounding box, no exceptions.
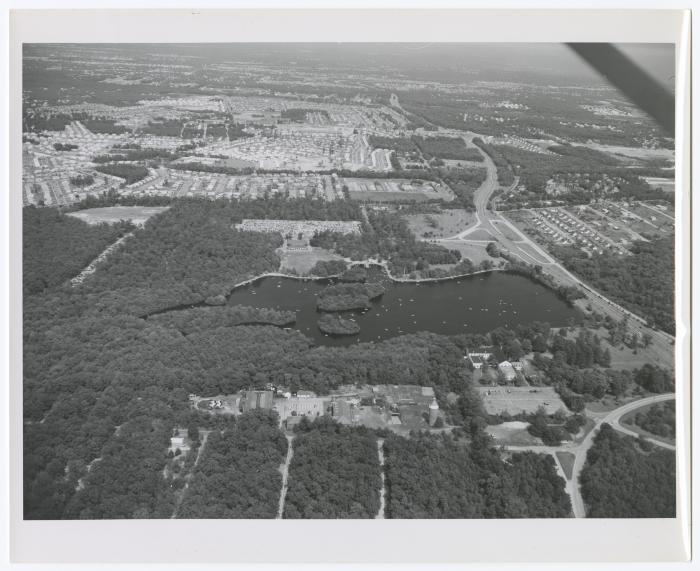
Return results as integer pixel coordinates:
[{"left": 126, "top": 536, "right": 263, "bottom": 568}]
[
  {"left": 498, "top": 361, "right": 517, "bottom": 382},
  {"left": 467, "top": 352, "right": 492, "bottom": 370},
  {"left": 169, "top": 428, "right": 191, "bottom": 453},
  {"left": 511, "top": 360, "right": 524, "bottom": 371}
]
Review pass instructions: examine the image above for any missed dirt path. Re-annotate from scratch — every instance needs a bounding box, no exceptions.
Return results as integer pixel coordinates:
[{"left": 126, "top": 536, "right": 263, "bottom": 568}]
[
  {"left": 70, "top": 231, "right": 134, "bottom": 287},
  {"left": 171, "top": 430, "right": 210, "bottom": 519},
  {"left": 276, "top": 434, "right": 295, "bottom": 520},
  {"left": 376, "top": 438, "right": 386, "bottom": 519}
]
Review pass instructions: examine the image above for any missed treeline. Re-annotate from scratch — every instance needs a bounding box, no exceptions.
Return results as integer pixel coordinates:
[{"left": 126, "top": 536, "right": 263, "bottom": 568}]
[
  {"left": 23, "top": 111, "right": 130, "bottom": 134},
  {"left": 53, "top": 143, "right": 78, "bottom": 151},
  {"left": 168, "top": 161, "right": 441, "bottom": 185},
  {"left": 384, "top": 432, "right": 571, "bottom": 518},
  {"left": 472, "top": 138, "right": 515, "bottom": 186},
  {"left": 178, "top": 410, "right": 288, "bottom": 518},
  {"left": 94, "top": 163, "right": 150, "bottom": 185},
  {"left": 74, "top": 114, "right": 130, "bottom": 134},
  {"left": 580, "top": 424, "right": 675, "bottom": 517},
  {"left": 69, "top": 174, "right": 94, "bottom": 187},
  {"left": 413, "top": 136, "right": 484, "bottom": 162},
  {"left": 139, "top": 119, "right": 184, "bottom": 137},
  {"left": 280, "top": 108, "right": 328, "bottom": 122},
  {"left": 93, "top": 148, "right": 178, "bottom": 163},
  {"left": 551, "top": 237, "right": 674, "bottom": 333},
  {"left": 368, "top": 135, "right": 417, "bottom": 153},
  {"left": 73, "top": 189, "right": 174, "bottom": 209},
  {"left": 309, "top": 259, "right": 348, "bottom": 277},
  {"left": 23, "top": 206, "right": 131, "bottom": 295},
  {"left": 148, "top": 305, "right": 297, "bottom": 335},
  {"left": 284, "top": 418, "right": 381, "bottom": 519},
  {"left": 632, "top": 401, "right": 675, "bottom": 438}
]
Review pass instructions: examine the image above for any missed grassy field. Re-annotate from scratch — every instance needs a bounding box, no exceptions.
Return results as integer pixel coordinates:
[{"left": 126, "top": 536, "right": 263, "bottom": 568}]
[
  {"left": 465, "top": 229, "right": 497, "bottom": 241},
  {"left": 279, "top": 247, "right": 345, "bottom": 274},
  {"left": 491, "top": 220, "right": 522, "bottom": 242},
  {"left": 510, "top": 241, "right": 551, "bottom": 265},
  {"left": 348, "top": 191, "right": 435, "bottom": 203},
  {"left": 555, "top": 451, "right": 576, "bottom": 480},
  {"left": 404, "top": 210, "right": 476, "bottom": 239},
  {"left": 477, "top": 387, "right": 566, "bottom": 416},
  {"left": 438, "top": 241, "right": 494, "bottom": 265},
  {"left": 67, "top": 206, "right": 170, "bottom": 226},
  {"left": 486, "top": 421, "right": 541, "bottom": 446}
]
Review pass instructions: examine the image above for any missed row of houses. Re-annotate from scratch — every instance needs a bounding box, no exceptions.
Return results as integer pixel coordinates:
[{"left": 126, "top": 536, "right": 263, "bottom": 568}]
[{"left": 466, "top": 352, "right": 524, "bottom": 381}]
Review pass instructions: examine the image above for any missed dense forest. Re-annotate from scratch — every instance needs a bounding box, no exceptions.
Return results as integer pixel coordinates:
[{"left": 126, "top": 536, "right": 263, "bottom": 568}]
[
  {"left": 80, "top": 200, "right": 284, "bottom": 314},
  {"left": 94, "top": 163, "right": 150, "bottom": 185},
  {"left": 316, "top": 282, "right": 385, "bottom": 312},
  {"left": 22, "top": 193, "right": 672, "bottom": 520},
  {"left": 177, "top": 410, "right": 288, "bottom": 518},
  {"left": 148, "top": 304, "right": 296, "bottom": 335},
  {"left": 384, "top": 432, "right": 571, "bottom": 518},
  {"left": 23, "top": 206, "right": 132, "bottom": 295},
  {"left": 317, "top": 314, "right": 361, "bottom": 336},
  {"left": 551, "top": 237, "right": 674, "bottom": 333},
  {"left": 579, "top": 424, "right": 675, "bottom": 517},
  {"left": 283, "top": 418, "right": 381, "bottom": 518},
  {"left": 632, "top": 401, "right": 675, "bottom": 439}
]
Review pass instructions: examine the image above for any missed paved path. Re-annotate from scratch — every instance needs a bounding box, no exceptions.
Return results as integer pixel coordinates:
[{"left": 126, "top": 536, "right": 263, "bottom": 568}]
[
  {"left": 505, "top": 393, "right": 675, "bottom": 518},
  {"left": 376, "top": 438, "right": 386, "bottom": 519},
  {"left": 276, "top": 434, "right": 295, "bottom": 520}
]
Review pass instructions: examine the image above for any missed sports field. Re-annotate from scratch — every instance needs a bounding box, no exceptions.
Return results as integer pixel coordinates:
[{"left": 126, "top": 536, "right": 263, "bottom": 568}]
[{"left": 67, "top": 206, "right": 170, "bottom": 226}]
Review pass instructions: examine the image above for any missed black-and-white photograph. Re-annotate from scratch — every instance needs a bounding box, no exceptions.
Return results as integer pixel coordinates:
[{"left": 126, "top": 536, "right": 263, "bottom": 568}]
[{"left": 7, "top": 7, "right": 693, "bottom": 565}]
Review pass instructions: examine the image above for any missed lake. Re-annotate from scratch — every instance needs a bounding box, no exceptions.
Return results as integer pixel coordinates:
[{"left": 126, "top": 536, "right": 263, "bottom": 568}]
[{"left": 226, "top": 270, "right": 581, "bottom": 346}]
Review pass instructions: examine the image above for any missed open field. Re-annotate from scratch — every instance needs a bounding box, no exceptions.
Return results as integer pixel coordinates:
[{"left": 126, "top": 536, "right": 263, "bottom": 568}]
[
  {"left": 279, "top": 248, "right": 345, "bottom": 274},
  {"left": 403, "top": 210, "right": 476, "bottom": 239},
  {"left": 555, "top": 451, "right": 575, "bottom": 479},
  {"left": 465, "top": 229, "right": 497, "bottom": 241},
  {"left": 486, "top": 421, "right": 541, "bottom": 446},
  {"left": 477, "top": 386, "right": 566, "bottom": 416},
  {"left": 491, "top": 220, "right": 521, "bottom": 242},
  {"left": 435, "top": 241, "right": 493, "bottom": 265},
  {"left": 67, "top": 206, "right": 169, "bottom": 226},
  {"left": 349, "top": 191, "right": 434, "bottom": 203},
  {"left": 574, "top": 143, "right": 675, "bottom": 162}
]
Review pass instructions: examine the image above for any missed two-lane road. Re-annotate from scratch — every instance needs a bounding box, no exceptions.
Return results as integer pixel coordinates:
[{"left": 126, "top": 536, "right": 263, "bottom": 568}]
[{"left": 505, "top": 393, "right": 675, "bottom": 518}]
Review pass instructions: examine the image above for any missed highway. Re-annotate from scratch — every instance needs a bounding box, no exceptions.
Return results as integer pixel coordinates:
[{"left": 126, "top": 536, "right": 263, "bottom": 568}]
[
  {"left": 505, "top": 393, "right": 675, "bottom": 518},
  {"left": 419, "top": 128, "right": 674, "bottom": 356}
]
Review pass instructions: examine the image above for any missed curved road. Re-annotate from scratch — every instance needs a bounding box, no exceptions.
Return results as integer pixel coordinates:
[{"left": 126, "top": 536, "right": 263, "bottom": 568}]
[
  {"left": 506, "top": 393, "right": 675, "bottom": 518},
  {"left": 434, "top": 136, "right": 674, "bottom": 352}
]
